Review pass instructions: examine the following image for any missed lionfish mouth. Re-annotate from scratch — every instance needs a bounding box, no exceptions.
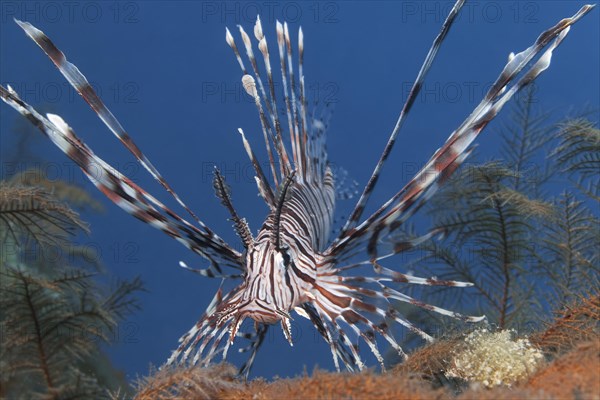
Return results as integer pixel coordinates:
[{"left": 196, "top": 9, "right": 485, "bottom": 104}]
[{"left": 218, "top": 298, "right": 295, "bottom": 349}]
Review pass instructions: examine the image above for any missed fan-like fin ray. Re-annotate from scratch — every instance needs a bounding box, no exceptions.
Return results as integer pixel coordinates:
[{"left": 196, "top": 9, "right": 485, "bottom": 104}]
[
  {"left": 14, "top": 19, "right": 206, "bottom": 230},
  {"left": 329, "top": 4, "right": 594, "bottom": 262},
  {"left": 0, "top": 85, "right": 243, "bottom": 272},
  {"left": 337, "top": 0, "right": 466, "bottom": 240}
]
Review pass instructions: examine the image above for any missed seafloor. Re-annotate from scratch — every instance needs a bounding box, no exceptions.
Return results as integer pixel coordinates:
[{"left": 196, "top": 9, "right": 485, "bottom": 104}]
[{"left": 133, "top": 295, "right": 599, "bottom": 400}]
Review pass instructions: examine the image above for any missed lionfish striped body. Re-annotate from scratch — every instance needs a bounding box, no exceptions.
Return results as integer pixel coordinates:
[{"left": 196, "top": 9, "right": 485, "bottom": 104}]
[{"left": 1, "top": 1, "right": 594, "bottom": 376}]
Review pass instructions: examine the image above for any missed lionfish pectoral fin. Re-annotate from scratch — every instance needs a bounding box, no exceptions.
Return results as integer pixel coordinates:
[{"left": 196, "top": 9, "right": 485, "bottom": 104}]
[
  {"left": 294, "top": 306, "right": 311, "bottom": 320},
  {"left": 329, "top": 3, "right": 595, "bottom": 263},
  {"left": 228, "top": 315, "right": 245, "bottom": 344},
  {"left": 222, "top": 315, "right": 245, "bottom": 359},
  {"left": 1, "top": 22, "right": 245, "bottom": 271},
  {"left": 237, "top": 323, "right": 269, "bottom": 379},
  {"left": 337, "top": 0, "right": 467, "bottom": 239},
  {"left": 13, "top": 19, "right": 203, "bottom": 227},
  {"left": 274, "top": 307, "right": 294, "bottom": 346},
  {"left": 280, "top": 317, "right": 294, "bottom": 346}
]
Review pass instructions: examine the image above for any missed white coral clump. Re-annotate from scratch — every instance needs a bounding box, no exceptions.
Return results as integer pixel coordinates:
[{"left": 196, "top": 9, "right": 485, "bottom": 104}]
[{"left": 445, "top": 328, "right": 544, "bottom": 388}]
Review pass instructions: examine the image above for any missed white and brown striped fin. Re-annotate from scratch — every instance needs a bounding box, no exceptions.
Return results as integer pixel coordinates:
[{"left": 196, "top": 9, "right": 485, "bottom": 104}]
[
  {"left": 178, "top": 261, "right": 242, "bottom": 279},
  {"left": 167, "top": 283, "right": 269, "bottom": 378},
  {"left": 305, "top": 260, "right": 485, "bottom": 368},
  {"left": 297, "top": 26, "right": 310, "bottom": 179},
  {"left": 276, "top": 21, "right": 300, "bottom": 177},
  {"left": 337, "top": 0, "right": 467, "bottom": 240},
  {"left": 13, "top": 19, "right": 207, "bottom": 231},
  {"left": 228, "top": 16, "right": 328, "bottom": 190},
  {"left": 240, "top": 73, "right": 280, "bottom": 187},
  {"left": 228, "top": 22, "right": 293, "bottom": 186},
  {"left": 282, "top": 22, "right": 304, "bottom": 178},
  {"left": 297, "top": 303, "right": 356, "bottom": 372},
  {"left": 330, "top": 4, "right": 595, "bottom": 263},
  {"left": 168, "top": 285, "right": 236, "bottom": 364},
  {"left": 237, "top": 323, "right": 269, "bottom": 379},
  {"left": 332, "top": 227, "right": 445, "bottom": 266},
  {"left": 249, "top": 17, "right": 291, "bottom": 177},
  {"left": 237, "top": 128, "right": 276, "bottom": 207},
  {"left": 0, "top": 85, "right": 243, "bottom": 273}
]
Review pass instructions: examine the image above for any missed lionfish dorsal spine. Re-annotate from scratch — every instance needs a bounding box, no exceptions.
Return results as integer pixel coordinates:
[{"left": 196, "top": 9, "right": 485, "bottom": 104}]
[
  {"left": 272, "top": 170, "right": 297, "bottom": 251},
  {"left": 213, "top": 167, "right": 254, "bottom": 249},
  {"left": 228, "top": 16, "right": 319, "bottom": 193}
]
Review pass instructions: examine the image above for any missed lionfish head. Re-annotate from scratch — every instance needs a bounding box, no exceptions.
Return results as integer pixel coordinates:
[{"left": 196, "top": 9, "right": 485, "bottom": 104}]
[{"left": 219, "top": 236, "right": 316, "bottom": 346}]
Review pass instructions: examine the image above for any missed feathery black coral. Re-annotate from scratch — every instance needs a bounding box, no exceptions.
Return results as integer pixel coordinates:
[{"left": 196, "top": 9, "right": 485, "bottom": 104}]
[{"left": 0, "top": 180, "right": 143, "bottom": 399}]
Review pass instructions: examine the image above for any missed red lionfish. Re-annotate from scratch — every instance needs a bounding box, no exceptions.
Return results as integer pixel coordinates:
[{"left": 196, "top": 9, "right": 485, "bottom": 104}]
[{"left": 0, "top": 1, "right": 594, "bottom": 377}]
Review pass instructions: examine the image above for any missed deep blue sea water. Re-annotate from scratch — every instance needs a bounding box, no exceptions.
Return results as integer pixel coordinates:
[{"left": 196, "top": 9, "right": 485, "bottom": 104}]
[{"left": 1, "top": 1, "right": 598, "bottom": 381}]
